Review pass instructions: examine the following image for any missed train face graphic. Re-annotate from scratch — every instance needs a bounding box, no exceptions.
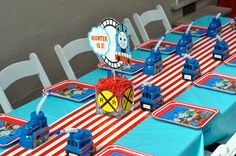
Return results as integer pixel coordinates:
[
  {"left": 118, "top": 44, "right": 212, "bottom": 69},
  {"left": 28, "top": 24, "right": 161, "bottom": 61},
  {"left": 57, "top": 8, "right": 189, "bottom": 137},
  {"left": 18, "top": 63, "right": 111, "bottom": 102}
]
[
  {"left": 115, "top": 24, "right": 131, "bottom": 64},
  {"left": 19, "top": 111, "right": 49, "bottom": 149}
]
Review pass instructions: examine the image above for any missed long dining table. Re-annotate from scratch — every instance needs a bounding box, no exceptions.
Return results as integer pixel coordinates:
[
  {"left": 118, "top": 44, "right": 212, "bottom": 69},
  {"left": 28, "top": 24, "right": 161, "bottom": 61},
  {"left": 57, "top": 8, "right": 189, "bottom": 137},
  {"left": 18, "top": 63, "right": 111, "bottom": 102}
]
[{"left": 1, "top": 15, "right": 236, "bottom": 156}]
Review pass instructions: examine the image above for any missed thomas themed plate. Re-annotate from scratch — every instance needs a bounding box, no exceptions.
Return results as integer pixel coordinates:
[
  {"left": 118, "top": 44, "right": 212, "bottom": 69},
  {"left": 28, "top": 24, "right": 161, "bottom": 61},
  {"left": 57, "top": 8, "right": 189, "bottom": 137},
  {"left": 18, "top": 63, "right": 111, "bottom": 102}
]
[
  {"left": 152, "top": 101, "right": 219, "bottom": 129},
  {"left": 98, "top": 59, "right": 144, "bottom": 75},
  {"left": 0, "top": 114, "right": 27, "bottom": 147},
  {"left": 43, "top": 80, "right": 96, "bottom": 102},
  {"left": 194, "top": 72, "right": 236, "bottom": 94},
  {"left": 95, "top": 145, "right": 153, "bottom": 156},
  {"left": 137, "top": 39, "right": 177, "bottom": 54},
  {"left": 172, "top": 24, "right": 208, "bottom": 37},
  {"left": 225, "top": 53, "right": 236, "bottom": 67}
]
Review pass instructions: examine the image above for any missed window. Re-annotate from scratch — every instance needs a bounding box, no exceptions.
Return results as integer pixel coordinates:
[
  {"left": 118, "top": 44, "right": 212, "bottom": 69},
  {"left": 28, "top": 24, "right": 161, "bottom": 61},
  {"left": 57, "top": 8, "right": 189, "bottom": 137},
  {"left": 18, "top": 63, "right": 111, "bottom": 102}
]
[
  {"left": 183, "top": 2, "right": 196, "bottom": 16},
  {"left": 184, "top": 64, "right": 192, "bottom": 70},
  {"left": 143, "top": 93, "right": 146, "bottom": 98},
  {"left": 216, "top": 46, "right": 223, "bottom": 50}
]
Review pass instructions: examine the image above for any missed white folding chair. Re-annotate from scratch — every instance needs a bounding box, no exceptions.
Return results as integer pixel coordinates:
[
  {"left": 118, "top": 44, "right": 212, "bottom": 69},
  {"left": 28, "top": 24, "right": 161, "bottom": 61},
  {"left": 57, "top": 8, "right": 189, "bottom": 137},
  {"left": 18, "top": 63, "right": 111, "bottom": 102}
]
[
  {"left": 123, "top": 18, "right": 140, "bottom": 48},
  {"left": 133, "top": 4, "right": 172, "bottom": 42},
  {"left": 211, "top": 144, "right": 228, "bottom": 156},
  {"left": 54, "top": 37, "right": 102, "bottom": 80},
  {"left": 0, "top": 53, "right": 51, "bottom": 113},
  {"left": 211, "top": 132, "right": 236, "bottom": 156},
  {"left": 226, "top": 132, "right": 236, "bottom": 156}
]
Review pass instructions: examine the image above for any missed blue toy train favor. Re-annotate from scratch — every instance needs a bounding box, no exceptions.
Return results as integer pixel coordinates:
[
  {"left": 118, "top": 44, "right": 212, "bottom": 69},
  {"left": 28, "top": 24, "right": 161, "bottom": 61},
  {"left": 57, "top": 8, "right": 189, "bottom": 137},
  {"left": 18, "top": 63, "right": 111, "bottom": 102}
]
[
  {"left": 19, "top": 111, "right": 49, "bottom": 149},
  {"left": 19, "top": 92, "right": 50, "bottom": 149},
  {"left": 176, "top": 21, "right": 193, "bottom": 56},
  {"left": 115, "top": 24, "right": 131, "bottom": 64},
  {"left": 182, "top": 55, "right": 201, "bottom": 81},
  {"left": 140, "top": 82, "right": 163, "bottom": 111},
  {"left": 212, "top": 35, "right": 230, "bottom": 61},
  {"left": 55, "top": 128, "right": 96, "bottom": 156},
  {"left": 143, "top": 36, "right": 164, "bottom": 75},
  {"left": 207, "top": 13, "right": 222, "bottom": 38}
]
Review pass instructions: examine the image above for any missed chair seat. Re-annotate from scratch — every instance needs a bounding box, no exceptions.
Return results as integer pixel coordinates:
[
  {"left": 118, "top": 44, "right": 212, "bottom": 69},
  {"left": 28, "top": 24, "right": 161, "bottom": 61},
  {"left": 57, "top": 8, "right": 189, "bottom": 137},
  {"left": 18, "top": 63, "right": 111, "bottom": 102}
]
[
  {"left": 173, "top": 5, "right": 232, "bottom": 26},
  {"left": 204, "top": 150, "right": 212, "bottom": 156}
]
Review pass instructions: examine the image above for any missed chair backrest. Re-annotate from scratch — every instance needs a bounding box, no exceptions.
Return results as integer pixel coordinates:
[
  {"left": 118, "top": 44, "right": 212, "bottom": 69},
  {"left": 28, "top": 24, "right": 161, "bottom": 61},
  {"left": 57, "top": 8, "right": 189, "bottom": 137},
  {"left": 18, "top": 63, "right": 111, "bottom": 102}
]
[
  {"left": 226, "top": 133, "right": 236, "bottom": 156},
  {"left": 0, "top": 53, "right": 51, "bottom": 113},
  {"left": 123, "top": 18, "right": 140, "bottom": 48},
  {"left": 211, "top": 132, "right": 236, "bottom": 156},
  {"left": 54, "top": 37, "right": 102, "bottom": 80},
  {"left": 211, "top": 144, "right": 228, "bottom": 156},
  {"left": 133, "top": 4, "right": 172, "bottom": 42}
]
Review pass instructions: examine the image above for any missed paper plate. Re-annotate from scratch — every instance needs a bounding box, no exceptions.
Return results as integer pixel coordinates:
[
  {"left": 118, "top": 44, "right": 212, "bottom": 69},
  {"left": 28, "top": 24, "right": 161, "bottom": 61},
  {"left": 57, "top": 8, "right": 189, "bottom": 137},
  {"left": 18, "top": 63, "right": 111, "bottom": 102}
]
[
  {"left": 194, "top": 72, "right": 236, "bottom": 94},
  {"left": 152, "top": 101, "right": 219, "bottom": 129},
  {"left": 43, "top": 80, "right": 95, "bottom": 102},
  {"left": 0, "top": 114, "right": 27, "bottom": 147},
  {"left": 172, "top": 24, "right": 208, "bottom": 37},
  {"left": 137, "top": 39, "right": 177, "bottom": 55},
  {"left": 95, "top": 145, "right": 153, "bottom": 156}
]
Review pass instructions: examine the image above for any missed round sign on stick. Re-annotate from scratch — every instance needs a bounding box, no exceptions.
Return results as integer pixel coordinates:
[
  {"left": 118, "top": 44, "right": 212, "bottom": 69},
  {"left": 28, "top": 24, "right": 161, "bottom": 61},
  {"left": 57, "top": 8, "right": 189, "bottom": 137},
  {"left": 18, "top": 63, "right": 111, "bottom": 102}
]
[
  {"left": 122, "top": 88, "right": 134, "bottom": 111},
  {"left": 100, "top": 18, "right": 124, "bottom": 69},
  {"left": 97, "top": 90, "right": 118, "bottom": 113}
]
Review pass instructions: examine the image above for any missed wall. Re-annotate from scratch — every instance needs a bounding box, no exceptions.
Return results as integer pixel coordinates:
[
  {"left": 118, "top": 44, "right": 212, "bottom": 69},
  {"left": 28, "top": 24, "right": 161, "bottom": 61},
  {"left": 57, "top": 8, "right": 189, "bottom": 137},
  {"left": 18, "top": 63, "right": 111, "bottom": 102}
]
[{"left": 0, "top": 0, "right": 173, "bottom": 112}]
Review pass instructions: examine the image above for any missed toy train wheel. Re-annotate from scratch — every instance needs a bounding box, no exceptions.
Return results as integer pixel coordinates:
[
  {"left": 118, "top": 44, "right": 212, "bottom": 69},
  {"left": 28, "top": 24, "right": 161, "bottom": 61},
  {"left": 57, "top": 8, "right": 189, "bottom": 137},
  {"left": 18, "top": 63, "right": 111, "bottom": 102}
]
[
  {"left": 160, "top": 98, "right": 164, "bottom": 105},
  {"left": 33, "top": 141, "right": 37, "bottom": 149},
  {"left": 90, "top": 145, "right": 96, "bottom": 156},
  {"left": 97, "top": 90, "right": 119, "bottom": 113},
  {"left": 42, "top": 135, "right": 49, "bottom": 143}
]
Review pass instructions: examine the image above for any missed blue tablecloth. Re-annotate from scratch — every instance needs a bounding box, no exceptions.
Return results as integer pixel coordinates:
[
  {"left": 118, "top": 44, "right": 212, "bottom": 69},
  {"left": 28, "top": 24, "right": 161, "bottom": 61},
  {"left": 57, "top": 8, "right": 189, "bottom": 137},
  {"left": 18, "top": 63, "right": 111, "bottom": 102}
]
[
  {"left": 1, "top": 16, "right": 234, "bottom": 156},
  {"left": 114, "top": 16, "right": 235, "bottom": 156},
  {"left": 115, "top": 61, "right": 236, "bottom": 155}
]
